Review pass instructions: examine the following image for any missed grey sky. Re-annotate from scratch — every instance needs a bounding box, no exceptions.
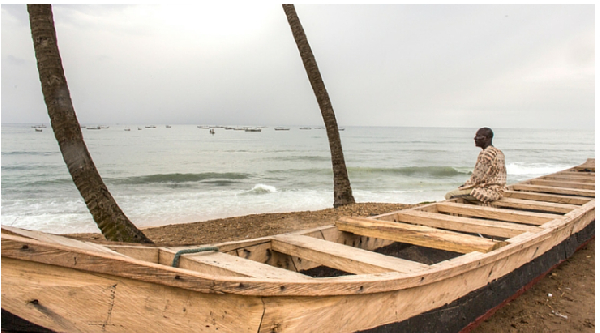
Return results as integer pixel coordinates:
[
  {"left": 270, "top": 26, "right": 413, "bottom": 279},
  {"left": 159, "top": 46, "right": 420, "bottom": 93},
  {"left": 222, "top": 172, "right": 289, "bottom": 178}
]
[{"left": 1, "top": 4, "right": 595, "bottom": 129}]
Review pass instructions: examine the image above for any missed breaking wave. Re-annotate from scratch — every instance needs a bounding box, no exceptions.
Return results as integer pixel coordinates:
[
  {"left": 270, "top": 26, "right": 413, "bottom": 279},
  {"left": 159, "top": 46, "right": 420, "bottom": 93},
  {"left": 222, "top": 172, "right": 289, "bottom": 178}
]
[
  {"left": 348, "top": 166, "right": 470, "bottom": 178},
  {"left": 115, "top": 172, "right": 250, "bottom": 184}
]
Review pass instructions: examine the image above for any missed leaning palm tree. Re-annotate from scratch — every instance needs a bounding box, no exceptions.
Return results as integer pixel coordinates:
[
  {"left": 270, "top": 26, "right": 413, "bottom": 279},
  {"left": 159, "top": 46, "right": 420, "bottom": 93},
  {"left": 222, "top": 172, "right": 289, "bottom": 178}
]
[
  {"left": 282, "top": 4, "right": 355, "bottom": 208},
  {"left": 27, "top": 4, "right": 152, "bottom": 243}
]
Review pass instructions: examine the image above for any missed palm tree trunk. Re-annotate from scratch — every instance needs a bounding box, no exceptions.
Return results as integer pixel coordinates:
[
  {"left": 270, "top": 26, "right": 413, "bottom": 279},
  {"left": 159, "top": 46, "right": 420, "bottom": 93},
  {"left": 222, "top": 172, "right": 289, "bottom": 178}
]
[
  {"left": 27, "top": 5, "right": 152, "bottom": 243},
  {"left": 282, "top": 4, "right": 355, "bottom": 208}
]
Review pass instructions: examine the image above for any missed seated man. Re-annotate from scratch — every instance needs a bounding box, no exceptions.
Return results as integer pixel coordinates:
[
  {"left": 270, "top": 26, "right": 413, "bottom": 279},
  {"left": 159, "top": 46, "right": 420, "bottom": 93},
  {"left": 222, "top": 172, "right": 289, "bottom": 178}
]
[{"left": 445, "top": 127, "right": 507, "bottom": 204}]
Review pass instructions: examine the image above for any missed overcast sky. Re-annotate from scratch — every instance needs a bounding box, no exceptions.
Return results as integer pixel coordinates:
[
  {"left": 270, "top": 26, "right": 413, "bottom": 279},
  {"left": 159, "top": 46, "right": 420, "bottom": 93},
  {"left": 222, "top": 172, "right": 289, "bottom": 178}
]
[{"left": 1, "top": 4, "right": 595, "bottom": 129}]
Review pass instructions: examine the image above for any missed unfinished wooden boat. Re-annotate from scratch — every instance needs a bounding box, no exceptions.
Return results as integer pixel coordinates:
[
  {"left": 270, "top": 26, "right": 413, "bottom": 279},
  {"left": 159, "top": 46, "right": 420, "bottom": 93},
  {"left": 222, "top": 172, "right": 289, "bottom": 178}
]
[{"left": 2, "top": 159, "right": 595, "bottom": 333}]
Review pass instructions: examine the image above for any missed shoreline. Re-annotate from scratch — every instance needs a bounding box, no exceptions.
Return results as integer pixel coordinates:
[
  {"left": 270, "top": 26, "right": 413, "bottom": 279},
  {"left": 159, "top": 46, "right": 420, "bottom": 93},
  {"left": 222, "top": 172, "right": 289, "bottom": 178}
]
[{"left": 65, "top": 202, "right": 419, "bottom": 246}]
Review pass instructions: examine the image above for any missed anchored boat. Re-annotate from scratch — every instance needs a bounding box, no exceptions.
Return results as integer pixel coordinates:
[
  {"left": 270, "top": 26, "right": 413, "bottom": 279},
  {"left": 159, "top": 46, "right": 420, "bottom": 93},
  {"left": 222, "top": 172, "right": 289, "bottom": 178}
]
[{"left": 1, "top": 159, "right": 594, "bottom": 333}]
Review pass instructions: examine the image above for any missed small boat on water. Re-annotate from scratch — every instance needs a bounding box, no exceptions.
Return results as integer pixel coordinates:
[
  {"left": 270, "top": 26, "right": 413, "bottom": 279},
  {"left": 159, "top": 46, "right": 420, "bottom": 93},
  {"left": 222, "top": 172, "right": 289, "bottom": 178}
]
[
  {"left": 245, "top": 128, "right": 262, "bottom": 132},
  {"left": 145, "top": 125, "right": 156, "bottom": 129},
  {"left": 34, "top": 128, "right": 42, "bottom": 132},
  {"left": 166, "top": 125, "right": 171, "bottom": 128},
  {"left": 275, "top": 127, "right": 291, "bottom": 131},
  {"left": 124, "top": 128, "right": 131, "bottom": 131},
  {"left": 1, "top": 159, "right": 594, "bottom": 333}
]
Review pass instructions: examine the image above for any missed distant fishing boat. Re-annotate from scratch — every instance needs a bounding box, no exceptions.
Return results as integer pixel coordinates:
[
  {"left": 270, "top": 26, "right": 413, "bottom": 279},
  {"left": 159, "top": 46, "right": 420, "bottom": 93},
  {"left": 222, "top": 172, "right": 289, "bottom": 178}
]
[
  {"left": 300, "top": 127, "right": 311, "bottom": 130},
  {"left": 34, "top": 128, "right": 42, "bottom": 132},
  {"left": 166, "top": 125, "right": 171, "bottom": 128},
  {"left": 274, "top": 127, "right": 290, "bottom": 131},
  {"left": 210, "top": 128, "right": 215, "bottom": 135},
  {"left": 145, "top": 125, "right": 156, "bottom": 129},
  {"left": 138, "top": 127, "right": 142, "bottom": 130},
  {"left": 87, "top": 126, "right": 101, "bottom": 130},
  {"left": 245, "top": 128, "right": 262, "bottom": 132},
  {"left": 124, "top": 128, "right": 131, "bottom": 131},
  {"left": 339, "top": 128, "right": 345, "bottom": 131},
  {"left": 31, "top": 124, "right": 47, "bottom": 129}
]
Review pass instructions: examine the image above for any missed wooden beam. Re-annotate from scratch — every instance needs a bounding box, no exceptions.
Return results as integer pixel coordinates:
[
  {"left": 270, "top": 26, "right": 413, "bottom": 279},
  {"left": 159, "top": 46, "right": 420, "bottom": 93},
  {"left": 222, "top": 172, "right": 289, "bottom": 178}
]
[
  {"left": 556, "top": 170, "right": 594, "bottom": 177},
  {"left": 389, "top": 210, "right": 540, "bottom": 239},
  {"left": 573, "top": 158, "right": 595, "bottom": 171},
  {"left": 107, "top": 245, "right": 159, "bottom": 263},
  {"left": 271, "top": 234, "right": 428, "bottom": 274},
  {"left": 528, "top": 179, "right": 594, "bottom": 190},
  {"left": 503, "top": 190, "right": 591, "bottom": 205},
  {"left": 511, "top": 184, "right": 595, "bottom": 197},
  {"left": 492, "top": 197, "right": 579, "bottom": 214},
  {"left": 435, "top": 202, "right": 559, "bottom": 226},
  {"left": 159, "top": 249, "right": 312, "bottom": 280},
  {"left": 336, "top": 217, "right": 506, "bottom": 254},
  {"left": 541, "top": 174, "right": 595, "bottom": 183},
  {"left": 1, "top": 226, "right": 125, "bottom": 257}
]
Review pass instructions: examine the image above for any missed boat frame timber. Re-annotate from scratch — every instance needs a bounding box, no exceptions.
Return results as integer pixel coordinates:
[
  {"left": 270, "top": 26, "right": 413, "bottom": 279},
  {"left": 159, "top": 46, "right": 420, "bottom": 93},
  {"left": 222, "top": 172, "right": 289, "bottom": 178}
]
[{"left": 1, "top": 159, "right": 595, "bottom": 333}]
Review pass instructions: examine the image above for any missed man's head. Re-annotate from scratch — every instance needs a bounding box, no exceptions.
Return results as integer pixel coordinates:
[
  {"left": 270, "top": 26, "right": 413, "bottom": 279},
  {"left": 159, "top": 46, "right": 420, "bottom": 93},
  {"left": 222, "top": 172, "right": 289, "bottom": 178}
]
[{"left": 474, "top": 127, "right": 493, "bottom": 149}]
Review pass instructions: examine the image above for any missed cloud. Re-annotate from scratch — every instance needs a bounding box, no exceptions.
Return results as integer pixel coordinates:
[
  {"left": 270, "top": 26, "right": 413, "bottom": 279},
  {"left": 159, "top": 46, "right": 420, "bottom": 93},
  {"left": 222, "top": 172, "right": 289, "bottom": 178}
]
[{"left": 1, "top": 4, "right": 594, "bottom": 129}]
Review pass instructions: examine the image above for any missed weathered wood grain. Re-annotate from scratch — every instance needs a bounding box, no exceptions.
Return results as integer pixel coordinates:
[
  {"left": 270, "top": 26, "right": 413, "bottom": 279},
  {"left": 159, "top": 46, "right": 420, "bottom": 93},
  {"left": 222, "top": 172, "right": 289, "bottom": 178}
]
[
  {"left": 272, "top": 233, "right": 428, "bottom": 274},
  {"left": 512, "top": 184, "right": 595, "bottom": 197},
  {"left": 2, "top": 258, "right": 264, "bottom": 333},
  {"left": 541, "top": 174, "right": 595, "bottom": 183},
  {"left": 337, "top": 217, "right": 507, "bottom": 253},
  {"left": 388, "top": 209, "right": 540, "bottom": 238},
  {"left": 502, "top": 190, "right": 592, "bottom": 205},
  {"left": 159, "top": 248, "right": 312, "bottom": 279},
  {"left": 528, "top": 179, "right": 594, "bottom": 190},
  {"left": 435, "top": 202, "right": 560, "bottom": 225},
  {"left": 492, "top": 197, "right": 579, "bottom": 214}
]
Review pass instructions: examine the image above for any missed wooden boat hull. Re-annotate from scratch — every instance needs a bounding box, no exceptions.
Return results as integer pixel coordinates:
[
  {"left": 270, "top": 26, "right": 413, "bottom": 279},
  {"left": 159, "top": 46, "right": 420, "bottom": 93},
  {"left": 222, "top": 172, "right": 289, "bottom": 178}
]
[{"left": 2, "top": 160, "right": 595, "bottom": 332}]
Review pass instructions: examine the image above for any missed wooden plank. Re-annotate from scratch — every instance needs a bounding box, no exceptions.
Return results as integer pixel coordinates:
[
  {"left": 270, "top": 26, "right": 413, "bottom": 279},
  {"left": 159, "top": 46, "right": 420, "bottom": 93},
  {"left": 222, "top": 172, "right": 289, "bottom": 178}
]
[
  {"left": 492, "top": 197, "right": 579, "bottom": 214},
  {"left": 389, "top": 210, "right": 540, "bottom": 239},
  {"left": 1, "top": 226, "right": 124, "bottom": 257},
  {"left": 574, "top": 158, "right": 595, "bottom": 171},
  {"left": 160, "top": 248, "right": 311, "bottom": 280},
  {"left": 435, "top": 202, "right": 559, "bottom": 226},
  {"left": 556, "top": 170, "right": 594, "bottom": 177},
  {"left": 541, "top": 174, "right": 595, "bottom": 183},
  {"left": 2, "top": 258, "right": 265, "bottom": 333},
  {"left": 528, "top": 179, "right": 594, "bottom": 190},
  {"left": 107, "top": 245, "right": 159, "bottom": 263},
  {"left": 512, "top": 184, "right": 595, "bottom": 197},
  {"left": 271, "top": 234, "right": 428, "bottom": 274},
  {"left": 503, "top": 190, "right": 591, "bottom": 205},
  {"left": 336, "top": 217, "right": 506, "bottom": 254}
]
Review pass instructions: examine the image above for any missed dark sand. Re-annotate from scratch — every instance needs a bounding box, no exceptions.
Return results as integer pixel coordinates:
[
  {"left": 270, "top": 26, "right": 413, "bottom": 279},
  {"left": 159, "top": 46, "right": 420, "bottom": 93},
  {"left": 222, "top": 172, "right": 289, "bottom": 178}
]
[{"left": 67, "top": 202, "right": 595, "bottom": 332}]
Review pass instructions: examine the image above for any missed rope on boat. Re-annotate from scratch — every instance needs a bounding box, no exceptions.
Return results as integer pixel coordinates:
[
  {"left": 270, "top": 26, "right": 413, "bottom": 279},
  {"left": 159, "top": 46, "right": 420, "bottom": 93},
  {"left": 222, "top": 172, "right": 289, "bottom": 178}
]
[{"left": 171, "top": 247, "right": 218, "bottom": 267}]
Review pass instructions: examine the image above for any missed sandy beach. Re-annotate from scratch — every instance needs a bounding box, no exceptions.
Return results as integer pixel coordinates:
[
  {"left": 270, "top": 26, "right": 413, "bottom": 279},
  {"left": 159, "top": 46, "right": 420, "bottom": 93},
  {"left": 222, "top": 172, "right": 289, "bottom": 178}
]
[{"left": 65, "top": 202, "right": 595, "bottom": 332}]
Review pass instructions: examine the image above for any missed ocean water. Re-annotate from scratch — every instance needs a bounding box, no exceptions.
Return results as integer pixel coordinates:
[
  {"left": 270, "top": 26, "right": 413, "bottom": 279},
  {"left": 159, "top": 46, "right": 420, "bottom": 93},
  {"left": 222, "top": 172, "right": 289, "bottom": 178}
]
[{"left": 1, "top": 124, "right": 594, "bottom": 234}]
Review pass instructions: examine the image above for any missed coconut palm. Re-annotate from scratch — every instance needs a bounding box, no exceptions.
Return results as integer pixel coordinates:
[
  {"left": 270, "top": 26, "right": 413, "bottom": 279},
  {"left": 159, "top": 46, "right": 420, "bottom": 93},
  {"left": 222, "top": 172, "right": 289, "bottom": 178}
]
[
  {"left": 282, "top": 4, "right": 355, "bottom": 207},
  {"left": 27, "top": 5, "right": 152, "bottom": 243}
]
